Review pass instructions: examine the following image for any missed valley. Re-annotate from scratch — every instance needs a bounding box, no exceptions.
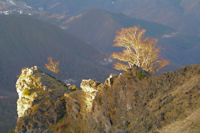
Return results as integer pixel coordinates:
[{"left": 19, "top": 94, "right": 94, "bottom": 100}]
[{"left": 0, "top": 1, "right": 200, "bottom": 133}]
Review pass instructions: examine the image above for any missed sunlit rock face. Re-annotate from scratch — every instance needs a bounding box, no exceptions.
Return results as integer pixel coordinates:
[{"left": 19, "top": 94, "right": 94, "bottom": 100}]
[
  {"left": 15, "top": 66, "right": 71, "bottom": 132},
  {"left": 80, "top": 79, "right": 103, "bottom": 112},
  {"left": 16, "top": 66, "right": 43, "bottom": 118}
]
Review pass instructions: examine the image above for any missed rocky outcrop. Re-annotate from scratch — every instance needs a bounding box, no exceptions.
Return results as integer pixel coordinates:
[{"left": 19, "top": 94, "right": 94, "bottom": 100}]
[
  {"left": 80, "top": 79, "right": 103, "bottom": 112},
  {"left": 15, "top": 66, "right": 72, "bottom": 132},
  {"left": 15, "top": 67, "right": 104, "bottom": 133},
  {"left": 15, "top": 65, "right": 200, "bottom": 133},
  {"left": 16, "top": 66, "right": 43, "bottom": 118}
]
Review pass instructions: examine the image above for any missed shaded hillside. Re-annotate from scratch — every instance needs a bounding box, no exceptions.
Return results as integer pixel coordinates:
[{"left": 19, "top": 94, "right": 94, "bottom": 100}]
[
  {"left": 20, "top": 0, "right": 112, "bottom": 14},
  {"left": 2, "top": 1, "right": 200, "bottom": 68},
  {"left": 43, "top": 9, "right": 199, "bottom": 69},
  {"left": 64, "top": 9, "right": 173, "bottom": 53},
  {"left": 159, "top": 34, "right": 200, "bottom": 67},
  {"left": 0, "top": 0, "right": 31, "bottom": 11},
  {"left": 0, "top": 93, "right": 17, "bottom": 133},
  {"left": 112, "top": 0, "right": 200, "bottom": 37},
  {"left": 13, "top": 0, "right": 200, "bottom": 36},
  {"left": 15, "top": 64, "right": 200, "bottom": 133},
  {"left": 0, "top": 14, "right": 113, "bottom": 92}
]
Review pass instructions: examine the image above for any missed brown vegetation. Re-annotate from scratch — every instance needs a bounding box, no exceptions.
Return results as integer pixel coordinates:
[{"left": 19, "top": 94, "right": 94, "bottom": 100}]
[
  {"left": 45, "top": 57, "right": 60, "bottom": 73},
  {"left": 111, "top": 26, "right": 169, "bottom": 73}
]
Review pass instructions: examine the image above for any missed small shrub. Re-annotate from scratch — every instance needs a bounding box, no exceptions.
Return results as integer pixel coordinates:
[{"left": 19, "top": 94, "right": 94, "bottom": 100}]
[
  {"left": 45, "top": 57, "right": 60, "bottom": 73},
  {"left": 137, "top": 71, "right": 147, "bottom": 80},
  {"left": 8, "top": 130, "right": 15, "bottom": 133},
  {"left": 72, "top": 85, "right": 77, "bottom": 90}
]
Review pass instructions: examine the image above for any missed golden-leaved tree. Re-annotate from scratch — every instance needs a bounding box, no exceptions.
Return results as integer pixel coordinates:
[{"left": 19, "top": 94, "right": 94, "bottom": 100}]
[
  {"left": 45, "top": 57, "right": 60, "bottom": 73},
  {"left": 110, "top": 26, "right": 169, "bottom": 73}
]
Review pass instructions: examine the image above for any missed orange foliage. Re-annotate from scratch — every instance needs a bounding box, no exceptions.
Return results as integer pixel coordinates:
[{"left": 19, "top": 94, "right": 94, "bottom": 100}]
[
  {"left": 45, "top": 57, "right": 60, "bottom": 73},
  {"left": 110, "top": 26, "right": 169, "bottom": 73}
]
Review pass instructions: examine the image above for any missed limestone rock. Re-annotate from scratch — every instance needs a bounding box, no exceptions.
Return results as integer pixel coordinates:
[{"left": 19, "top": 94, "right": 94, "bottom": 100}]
[
  {"left": 104, "top": 73, "right": 118, "bottom": 87},
  {"left": 16, "top": 66, "right": 43, "bottom": 118},
  {"left": 15, "top": 66, "right": 70, "bottom": 132},
  {"left": 80, "top": 79, "right": 103, "bottom": 112}
]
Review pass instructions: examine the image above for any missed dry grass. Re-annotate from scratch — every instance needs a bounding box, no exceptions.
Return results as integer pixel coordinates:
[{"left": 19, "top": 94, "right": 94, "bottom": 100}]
[{"left": 159, "top": 108, "right": 200, "bottom": 133}]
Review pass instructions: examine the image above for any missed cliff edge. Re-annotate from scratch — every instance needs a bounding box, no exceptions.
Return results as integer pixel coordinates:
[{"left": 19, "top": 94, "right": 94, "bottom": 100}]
[{"left": 15, "top": 65, "right": 200, "bottom": 133}]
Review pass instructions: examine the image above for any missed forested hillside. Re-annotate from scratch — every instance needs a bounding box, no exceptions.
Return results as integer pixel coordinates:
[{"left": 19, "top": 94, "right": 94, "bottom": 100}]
[{"left": 0, "top": 14, "right": 112, "bottom": 92}]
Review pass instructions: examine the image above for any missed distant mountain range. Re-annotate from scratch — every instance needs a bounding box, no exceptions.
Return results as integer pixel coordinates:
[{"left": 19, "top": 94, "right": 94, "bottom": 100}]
[
  {"left": 2, "top": 0, "right": 198, "bottom": 36},
  {"left": 110, "top": 0, "right": 200, "bottom": 37},
  {"left": 36, "top": 9, "right": 200, "bottom": 70},
  {"left": 0, "top": 1, "right": 199, "bottom": 132},
  {"left": 1, "top": 0, "right": 199, "bottom": 67},
  {"left": 63, "top": 9, "right": 173, "bottom": 52},
  {"left": 0, "top": 0, "right": 31, "bottom": 10},
  {"left": 34, "top": 9, "right": 173, "bottom": 52},
  {"left": 1, "top": 0, "right": 200, "bottom": 88},
  {"left": 0, "top": 14, "right": 113, "bottom": 92},
  {"left": 0, "top": 8, "right": 199, "bottom": 94}
]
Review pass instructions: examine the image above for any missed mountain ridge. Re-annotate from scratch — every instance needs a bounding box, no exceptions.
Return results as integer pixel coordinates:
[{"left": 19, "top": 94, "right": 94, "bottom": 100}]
[
  {"left": 14, "top": 64, "right": 200, "bottom": 133},
  {"left": 5, "top": 0, "right": 199, "bottom": 36}
]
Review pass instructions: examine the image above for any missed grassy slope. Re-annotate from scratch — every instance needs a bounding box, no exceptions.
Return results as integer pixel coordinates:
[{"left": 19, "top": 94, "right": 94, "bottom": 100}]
[
  {"left": 40, "top": 64, "right": 200, "bottom": 133},
  {"left": 92, "top": 64, "right": 200, "bottom": 132},
  {"left": 159, "top": 108, "right": 200, "bottom": 133}
]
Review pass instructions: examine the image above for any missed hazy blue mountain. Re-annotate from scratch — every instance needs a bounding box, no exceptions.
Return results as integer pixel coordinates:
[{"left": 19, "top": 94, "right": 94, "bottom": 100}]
[
  {"left": 9, "top": 0, "right": 199, "bottom": 36},
  {"left": 44, "top": 9, "right": 199, "bottom": 68},
  {"left": 0, "top": 14, "right": 112, "bottom": 92},
  {"left": 0, "top": 0, "right": 31, "bottom": 10},
  {"left": 1, "top": 0, "right": 200, "bottom": 87},
  {"left": 1, "top": 0, "right": 199, "bottom": 39},
  {"left": 110, "top": 0, "right": 200, "bottom": 37},
  {"left": 64, "top": 9, "right": 173, "bottom": 52},
  {"left": 32, "top": 9, "right": 200, "bottom": 70}
]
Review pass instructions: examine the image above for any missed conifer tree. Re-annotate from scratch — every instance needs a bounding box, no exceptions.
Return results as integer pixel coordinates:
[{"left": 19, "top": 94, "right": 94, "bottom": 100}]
[{"left": 110, "top": 26, "right": 169, "bottom": 73}]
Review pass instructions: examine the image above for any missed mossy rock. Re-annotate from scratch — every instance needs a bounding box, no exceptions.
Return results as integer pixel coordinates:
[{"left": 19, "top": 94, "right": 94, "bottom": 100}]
[{"left": 23, "top": 88, "right": 31, "bottom": 96}]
